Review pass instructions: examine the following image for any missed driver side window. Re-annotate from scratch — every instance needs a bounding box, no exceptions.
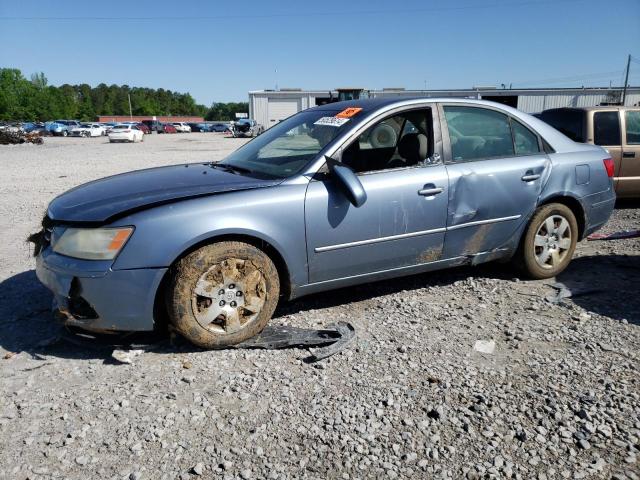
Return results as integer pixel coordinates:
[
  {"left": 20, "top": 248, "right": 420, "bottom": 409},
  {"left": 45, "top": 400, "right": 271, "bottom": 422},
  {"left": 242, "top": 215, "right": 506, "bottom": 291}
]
[{"left": 341, "top": 109, "right": 433, "bottom": 174}]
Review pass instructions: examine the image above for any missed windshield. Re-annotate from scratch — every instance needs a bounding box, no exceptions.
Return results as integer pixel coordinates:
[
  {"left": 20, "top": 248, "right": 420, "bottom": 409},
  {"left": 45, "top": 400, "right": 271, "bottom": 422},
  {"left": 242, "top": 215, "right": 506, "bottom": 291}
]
[{"left": 220, "top": 109, "right": 351, "bottom": 178}]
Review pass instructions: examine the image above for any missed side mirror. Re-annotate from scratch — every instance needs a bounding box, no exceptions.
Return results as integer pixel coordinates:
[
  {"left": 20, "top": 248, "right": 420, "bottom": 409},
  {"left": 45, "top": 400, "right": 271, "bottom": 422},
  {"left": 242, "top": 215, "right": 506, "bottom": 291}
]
[{"left": 326, "top": 156, "right": 367, "bottom": 207}]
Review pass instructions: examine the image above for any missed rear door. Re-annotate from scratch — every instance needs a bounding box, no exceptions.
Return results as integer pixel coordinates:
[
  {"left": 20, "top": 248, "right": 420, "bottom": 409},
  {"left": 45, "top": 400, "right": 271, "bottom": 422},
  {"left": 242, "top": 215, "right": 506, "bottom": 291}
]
[
  {"left": 439, "top": 104, "right": 550, "bottom": 259},
  {"left": 590, "top": 110, "right": 623, "bottom": 191},
  {"left": 619, "top": 109, "right": 640, "bottom": 197}
]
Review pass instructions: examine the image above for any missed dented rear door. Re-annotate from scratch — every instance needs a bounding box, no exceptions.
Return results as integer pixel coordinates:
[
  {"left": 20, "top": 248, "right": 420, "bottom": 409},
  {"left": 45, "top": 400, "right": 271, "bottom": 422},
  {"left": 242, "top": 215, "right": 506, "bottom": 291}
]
[{"left": 439, "top": 103, "right": 550, "bottom": 258}]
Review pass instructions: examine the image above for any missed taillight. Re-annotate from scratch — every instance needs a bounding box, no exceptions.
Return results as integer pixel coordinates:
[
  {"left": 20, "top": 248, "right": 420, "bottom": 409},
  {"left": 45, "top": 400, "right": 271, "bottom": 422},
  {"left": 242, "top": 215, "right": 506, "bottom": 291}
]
[{"left": 603, "top": 158, "right": 614, "bottom": 178}]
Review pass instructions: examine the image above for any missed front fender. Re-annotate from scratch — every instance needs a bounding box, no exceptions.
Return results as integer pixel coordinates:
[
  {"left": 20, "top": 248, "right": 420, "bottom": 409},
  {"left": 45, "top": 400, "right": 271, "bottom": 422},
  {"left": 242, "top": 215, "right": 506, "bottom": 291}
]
[{"left": 110, "top": 183, "right": 309, "bottom": 288}]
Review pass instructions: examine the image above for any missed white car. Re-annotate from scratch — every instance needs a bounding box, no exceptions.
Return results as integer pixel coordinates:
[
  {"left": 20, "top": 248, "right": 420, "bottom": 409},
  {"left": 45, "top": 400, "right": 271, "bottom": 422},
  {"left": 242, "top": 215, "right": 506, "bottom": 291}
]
[
  {"left": 108, "top": 124, "right": 144, "bottom": 143},
  {"left": 70, "top": 123, "right": 105, "bottom": 137},
  {"left": 172, "top": 122, "right": 191, "bottom": 133}
]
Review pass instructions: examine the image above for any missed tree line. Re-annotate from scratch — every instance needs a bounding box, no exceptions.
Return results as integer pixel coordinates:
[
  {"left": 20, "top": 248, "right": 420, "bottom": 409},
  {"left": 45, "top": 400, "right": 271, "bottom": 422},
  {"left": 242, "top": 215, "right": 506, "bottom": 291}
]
[{"left": 0, "top": 68, "right": 248, "bottom": 122}]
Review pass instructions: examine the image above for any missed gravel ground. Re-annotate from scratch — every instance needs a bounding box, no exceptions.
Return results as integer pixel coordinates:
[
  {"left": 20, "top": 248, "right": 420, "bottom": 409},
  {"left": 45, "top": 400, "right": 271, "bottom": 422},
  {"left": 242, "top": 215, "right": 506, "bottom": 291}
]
[{"left": 0, "top": 134, "right": 639, "bottom": 480}]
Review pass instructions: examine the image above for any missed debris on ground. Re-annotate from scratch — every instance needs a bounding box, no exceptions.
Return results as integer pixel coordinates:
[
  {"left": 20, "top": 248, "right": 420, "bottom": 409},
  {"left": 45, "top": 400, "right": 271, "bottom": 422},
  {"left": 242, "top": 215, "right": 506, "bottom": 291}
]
[
  {"left": 3, "top": 351, "right": 16, "bottom": 360},
  {"left": 111, "top": 348, "right": 145, "bottom": 364},
  {"left": 57, "top": 322, "right": 356, "bottom": 364},
  {"left": 545, "top": 282, "right": 605, "bottom": 304},
  {"left": 235, "top": 321, "right": 356, "bottom": 362},
  {"left": 587, "top": 229, "right": 640, "bottom": 241},
  {"left": 473, "top": 339, "right": 496, "bottom": 354},
  {"left": 0, "top": 130, "right": 44, "bottom": 145}
]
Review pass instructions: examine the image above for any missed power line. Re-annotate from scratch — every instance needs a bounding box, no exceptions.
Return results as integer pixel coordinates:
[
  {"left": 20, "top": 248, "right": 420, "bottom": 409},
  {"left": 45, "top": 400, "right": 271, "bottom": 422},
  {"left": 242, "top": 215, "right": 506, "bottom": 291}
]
[
  {"left": 0, "top": 0, "right": 586, "bottom": 21},
  {"left": 510, "top": 70, "right": 625, "bottom": 87}
]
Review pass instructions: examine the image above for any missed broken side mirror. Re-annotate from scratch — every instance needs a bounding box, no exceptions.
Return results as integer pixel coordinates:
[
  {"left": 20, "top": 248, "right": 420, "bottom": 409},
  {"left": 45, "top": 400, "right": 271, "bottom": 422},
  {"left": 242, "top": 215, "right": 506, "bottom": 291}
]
[{"left": 325, "top": 156, "right": 367, "bottom": 208}]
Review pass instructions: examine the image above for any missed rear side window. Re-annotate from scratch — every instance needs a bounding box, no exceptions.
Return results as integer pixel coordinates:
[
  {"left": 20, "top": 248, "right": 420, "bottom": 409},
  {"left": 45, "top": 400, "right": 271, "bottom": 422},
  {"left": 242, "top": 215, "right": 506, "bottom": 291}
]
[
  {"left": 594, "top": 112, "right": 621, "bottom": 146},
  {"left": 444, "top": 106, "right": 514, "bottom": 161},
  {"left": 539, "top": 109, "right": 585, "bottom": 142},
  {"left": 511, "top": 119, "right": 541, "bottom": 155},
  {"left": 625, "top": 111, "right": 640, "bottom": 144}
]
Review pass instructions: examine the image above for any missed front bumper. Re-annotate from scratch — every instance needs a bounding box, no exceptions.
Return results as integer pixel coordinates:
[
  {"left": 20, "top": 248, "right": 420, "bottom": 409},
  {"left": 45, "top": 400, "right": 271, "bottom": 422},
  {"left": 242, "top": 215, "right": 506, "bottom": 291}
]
[{"left": 36, "top": 247, "right": 166, "bottom": 332}]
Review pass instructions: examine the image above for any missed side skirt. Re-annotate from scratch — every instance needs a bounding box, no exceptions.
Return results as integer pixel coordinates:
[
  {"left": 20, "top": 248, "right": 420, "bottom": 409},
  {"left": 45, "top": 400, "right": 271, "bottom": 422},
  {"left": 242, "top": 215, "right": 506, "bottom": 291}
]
[{"left": 290, "top": 248, "right": 511, "bottom": 299}]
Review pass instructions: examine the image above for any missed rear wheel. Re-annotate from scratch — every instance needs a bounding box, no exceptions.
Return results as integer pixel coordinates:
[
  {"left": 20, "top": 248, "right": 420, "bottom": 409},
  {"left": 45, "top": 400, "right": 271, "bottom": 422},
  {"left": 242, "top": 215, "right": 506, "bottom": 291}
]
[
  {"left": 517, "top": 203, "right": 578, "bottom": 279},
  {"left": 167, "top": 241, "right": 280, "bottom": 348}
]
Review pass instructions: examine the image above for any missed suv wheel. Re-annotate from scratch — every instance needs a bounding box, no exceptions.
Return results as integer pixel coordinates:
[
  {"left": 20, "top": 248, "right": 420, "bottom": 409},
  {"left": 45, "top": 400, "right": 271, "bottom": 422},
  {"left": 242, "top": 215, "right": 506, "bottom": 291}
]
[
  {"left": 167, "top": 241, "right": 280, "bottom": 348},
  {"left": 517, "top": 203, "right": 578, "bottom": 279}
]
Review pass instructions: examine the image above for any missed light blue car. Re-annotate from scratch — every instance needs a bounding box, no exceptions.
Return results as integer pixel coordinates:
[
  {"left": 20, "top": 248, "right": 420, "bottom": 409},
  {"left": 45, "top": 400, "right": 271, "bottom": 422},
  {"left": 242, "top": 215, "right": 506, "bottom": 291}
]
[{"left": 33, "top": 98, "right": 616, "bottom": 347}]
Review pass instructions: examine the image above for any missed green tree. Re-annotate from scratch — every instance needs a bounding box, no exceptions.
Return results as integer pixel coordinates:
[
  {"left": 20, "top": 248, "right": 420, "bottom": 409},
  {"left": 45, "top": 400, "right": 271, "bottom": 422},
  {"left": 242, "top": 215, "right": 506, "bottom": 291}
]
[{"left": 0, "top": 68, "right": 214, "bottom": 121}]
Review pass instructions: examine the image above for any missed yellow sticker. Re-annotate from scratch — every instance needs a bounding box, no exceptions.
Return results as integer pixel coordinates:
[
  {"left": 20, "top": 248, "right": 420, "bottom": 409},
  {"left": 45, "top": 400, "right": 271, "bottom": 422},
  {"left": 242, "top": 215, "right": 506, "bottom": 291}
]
[{"left": 336, "top": 107, "right": 362, "bottom": 118}]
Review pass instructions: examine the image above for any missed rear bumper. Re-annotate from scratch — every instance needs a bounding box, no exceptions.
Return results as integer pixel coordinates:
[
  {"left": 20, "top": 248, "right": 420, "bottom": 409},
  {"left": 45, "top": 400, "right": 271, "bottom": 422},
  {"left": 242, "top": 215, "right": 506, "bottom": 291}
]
[
  {"left": 36, "top": 247, "right": 166, "bottom": 332},
  {"left": 582, "top": 190, "right": 616, "bottom": 237}
]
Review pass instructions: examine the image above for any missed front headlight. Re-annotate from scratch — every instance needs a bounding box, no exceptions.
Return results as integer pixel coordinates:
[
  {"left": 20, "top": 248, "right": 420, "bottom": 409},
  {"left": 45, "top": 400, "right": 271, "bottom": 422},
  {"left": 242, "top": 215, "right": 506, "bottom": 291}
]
[{"left": 52, "top": 227, "right": 133, "bottom": 260}]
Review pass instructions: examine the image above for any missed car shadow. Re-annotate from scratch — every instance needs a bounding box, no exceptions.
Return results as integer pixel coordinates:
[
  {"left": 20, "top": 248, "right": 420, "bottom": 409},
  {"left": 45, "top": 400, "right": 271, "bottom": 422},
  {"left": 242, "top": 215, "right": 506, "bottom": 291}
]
[
  {"left": 554, "top": 254, "right": 640, "bottom": 325},
  {"left": 0, "top": 264, "right": 513, "bottom": 361},
  {"left": 2, "top": 254, "right": 636, "bottom": 362},
  {"left": 615, "top": 198, "right": 640, "bottom": 210},
  {"left": 274, "top": 262, "right": 516, "bottom": 317}
]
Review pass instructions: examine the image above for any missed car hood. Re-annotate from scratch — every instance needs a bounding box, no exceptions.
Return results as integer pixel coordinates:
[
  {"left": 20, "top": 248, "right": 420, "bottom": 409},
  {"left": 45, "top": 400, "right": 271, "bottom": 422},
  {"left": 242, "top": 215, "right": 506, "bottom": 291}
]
[{"left": 47, "top": 163, "right": 282, "bottom": 223}]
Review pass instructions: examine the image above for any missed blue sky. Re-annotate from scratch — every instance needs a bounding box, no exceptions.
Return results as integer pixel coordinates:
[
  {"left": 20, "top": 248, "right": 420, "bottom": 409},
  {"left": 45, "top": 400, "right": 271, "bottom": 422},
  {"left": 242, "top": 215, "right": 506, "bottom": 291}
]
[{"left": 1, "top": 0, "right": 639, "bottom": 105}]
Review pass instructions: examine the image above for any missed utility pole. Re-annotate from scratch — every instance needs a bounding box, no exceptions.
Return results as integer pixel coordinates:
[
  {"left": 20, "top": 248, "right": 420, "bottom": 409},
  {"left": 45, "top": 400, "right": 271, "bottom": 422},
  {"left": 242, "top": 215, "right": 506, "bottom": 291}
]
[
  {"left": 128, "top": 93, "right": 133, "bottom": 121},
  {"left": 622, "top": 54, "right": 631, "bottom": 106}
]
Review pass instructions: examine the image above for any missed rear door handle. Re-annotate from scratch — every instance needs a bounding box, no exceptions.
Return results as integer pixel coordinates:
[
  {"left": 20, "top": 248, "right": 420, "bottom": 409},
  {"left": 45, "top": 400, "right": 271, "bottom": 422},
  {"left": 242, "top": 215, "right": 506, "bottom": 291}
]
[
  {"left": 418, "top": 187, "right": 444, "bottom": 196},
  {"left": 521, "top": 173, "right": 541, "bottom": 182},
  {"left": 623, "top": 151, "right": 636, "bottom": 158}
]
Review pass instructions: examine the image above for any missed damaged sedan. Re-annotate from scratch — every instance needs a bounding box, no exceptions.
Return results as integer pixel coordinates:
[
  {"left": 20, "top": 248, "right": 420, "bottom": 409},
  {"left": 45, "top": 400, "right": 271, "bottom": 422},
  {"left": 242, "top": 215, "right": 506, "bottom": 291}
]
[{"left": 33, "top": 98, "right": 616, "bottom": 347}]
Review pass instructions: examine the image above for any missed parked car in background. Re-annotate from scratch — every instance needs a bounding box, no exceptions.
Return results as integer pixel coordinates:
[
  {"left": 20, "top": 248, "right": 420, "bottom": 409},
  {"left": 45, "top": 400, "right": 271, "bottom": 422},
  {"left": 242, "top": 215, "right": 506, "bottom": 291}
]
[
  {"left": 538, "top": 106, "right": 640, "bottom": 198},
  {"left": 108, "top": 124, "right": 144, "bottom": 143},
  {"left": 141, "top": 119, "right": 164, "bottom": 133},
  {"left": 230, "top": 119, "right": 263, "bottom": 137},
  {"left": 33, "top": 98, "right": 615, "bottom": 348},
  {"left": 22, "top": 122, "right": 48, "bottom": 135},
  {"left": 162, "top": 123, "right": 177, "bottom": 134},
  {"left": 70, "top": 123, "right": 105, "bottom": 137},
  {"left": 46, "top": 120, "right": 77, "bottom": 136},
  {"left": 187, "top": 123, "right": 204, "bottom": 132},
  {"left": 136, "top": 123, "right": 151, "bottom": 134},
  {"left": 172, "top": 122, "right": 191, "bottom": 133},
  {"left": 211, "top": 122, "right": 231, "bottom": 132}
]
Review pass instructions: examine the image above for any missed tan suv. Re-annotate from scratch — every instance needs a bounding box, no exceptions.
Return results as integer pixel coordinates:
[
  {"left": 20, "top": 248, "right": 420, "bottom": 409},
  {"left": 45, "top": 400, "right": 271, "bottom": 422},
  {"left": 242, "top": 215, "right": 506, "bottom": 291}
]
[{"left": 538, "top": 106, "right": 640, "bottom": 198}]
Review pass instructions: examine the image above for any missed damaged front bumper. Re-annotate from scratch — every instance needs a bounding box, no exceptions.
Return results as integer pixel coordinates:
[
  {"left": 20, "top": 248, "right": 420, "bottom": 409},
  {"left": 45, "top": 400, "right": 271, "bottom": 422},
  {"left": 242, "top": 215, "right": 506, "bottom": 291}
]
[{"left": 36, "top": 247, "right": 166, "bottom": 332}]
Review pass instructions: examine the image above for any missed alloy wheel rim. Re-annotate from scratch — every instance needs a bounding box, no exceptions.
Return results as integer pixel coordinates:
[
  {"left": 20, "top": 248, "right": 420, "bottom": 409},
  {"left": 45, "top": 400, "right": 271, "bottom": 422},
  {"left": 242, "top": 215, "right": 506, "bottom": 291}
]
[
  {"left": 533, "top": 214, "right": 572, "bottom": 269},
  {"left": 191, "top": 258, "right": 266, "bottom": 334}
]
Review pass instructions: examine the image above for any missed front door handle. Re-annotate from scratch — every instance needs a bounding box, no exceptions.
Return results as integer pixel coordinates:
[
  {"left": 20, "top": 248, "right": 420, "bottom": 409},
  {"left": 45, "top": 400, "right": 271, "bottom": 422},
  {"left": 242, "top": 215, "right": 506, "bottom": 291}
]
[
  {"left": 418, "top": 186, "right": 444, "bottom": 196},
  {"left": 521, "top": 173, "right": 541, "bottom": 182},
  {"left": 623, "top": 151, "right": 636, "bottom": 158}
]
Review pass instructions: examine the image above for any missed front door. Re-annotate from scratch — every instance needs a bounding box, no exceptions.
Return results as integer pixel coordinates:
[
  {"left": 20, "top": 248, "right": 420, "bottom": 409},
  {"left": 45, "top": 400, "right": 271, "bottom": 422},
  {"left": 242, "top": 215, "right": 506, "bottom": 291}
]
[
  {"left": 440, "top": 104, "right": 550, "bottom": 258},
  {"left": 304, "top": 108, "right": 450, "bottom": 284}
]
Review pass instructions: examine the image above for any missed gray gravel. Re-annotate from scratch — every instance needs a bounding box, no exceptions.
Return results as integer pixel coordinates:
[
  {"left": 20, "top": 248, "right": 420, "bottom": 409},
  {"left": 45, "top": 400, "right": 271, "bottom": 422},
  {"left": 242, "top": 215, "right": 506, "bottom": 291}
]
[{"left": 1, "top": 134, "right": 639, "bottom": 479}]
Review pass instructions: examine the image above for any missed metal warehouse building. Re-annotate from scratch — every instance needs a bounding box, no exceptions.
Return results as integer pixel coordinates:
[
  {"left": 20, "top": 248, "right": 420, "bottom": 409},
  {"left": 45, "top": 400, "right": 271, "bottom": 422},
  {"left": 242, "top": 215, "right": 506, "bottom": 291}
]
[{"left": 249, "top": 86, "right": 640, "bottom": 129}]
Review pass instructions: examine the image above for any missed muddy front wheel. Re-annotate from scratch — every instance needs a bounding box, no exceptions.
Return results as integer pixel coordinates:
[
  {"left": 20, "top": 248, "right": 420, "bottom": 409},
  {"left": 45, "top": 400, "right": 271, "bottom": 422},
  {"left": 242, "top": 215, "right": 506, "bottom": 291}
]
[{"left": 168, "top": 241, "right": 280, "bottom": 348}]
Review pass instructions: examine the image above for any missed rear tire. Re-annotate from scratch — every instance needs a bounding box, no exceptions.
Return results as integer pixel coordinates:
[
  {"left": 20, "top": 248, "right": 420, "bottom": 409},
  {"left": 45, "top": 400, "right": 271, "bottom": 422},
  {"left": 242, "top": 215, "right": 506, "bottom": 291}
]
[
  {"left": 167, "top": 241, "right": 280, "bottom": 348},
  {"left": 516, "top": 203, "right": 578, "bottom": 279}
]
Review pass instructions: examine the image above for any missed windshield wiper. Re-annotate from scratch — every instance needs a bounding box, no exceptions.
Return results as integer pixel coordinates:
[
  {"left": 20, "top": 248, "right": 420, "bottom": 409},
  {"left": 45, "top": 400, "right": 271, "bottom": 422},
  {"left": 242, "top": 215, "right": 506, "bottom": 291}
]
[{"left": 211, "top": 163, "right": 253, "bottom": 175}]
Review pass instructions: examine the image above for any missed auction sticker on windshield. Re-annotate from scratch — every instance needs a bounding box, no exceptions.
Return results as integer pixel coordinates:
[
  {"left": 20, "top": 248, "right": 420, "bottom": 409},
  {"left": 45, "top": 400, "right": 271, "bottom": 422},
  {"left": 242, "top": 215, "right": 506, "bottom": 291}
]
[
  {"left": 314, "top": 117, "right": 350, "bottom": 127},
  {"left": 336, "top": 107, "right": 362, "bottom": 118}
]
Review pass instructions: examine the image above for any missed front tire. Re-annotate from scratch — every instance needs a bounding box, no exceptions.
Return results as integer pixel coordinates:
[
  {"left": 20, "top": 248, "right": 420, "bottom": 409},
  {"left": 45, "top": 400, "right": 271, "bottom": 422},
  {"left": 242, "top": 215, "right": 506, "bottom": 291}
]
[
  {"left": 517, "top": 203, "right": 578, "bottom": 279},
  {"left": 168, "top": 241, "right": 280, "bottom": 348}
]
